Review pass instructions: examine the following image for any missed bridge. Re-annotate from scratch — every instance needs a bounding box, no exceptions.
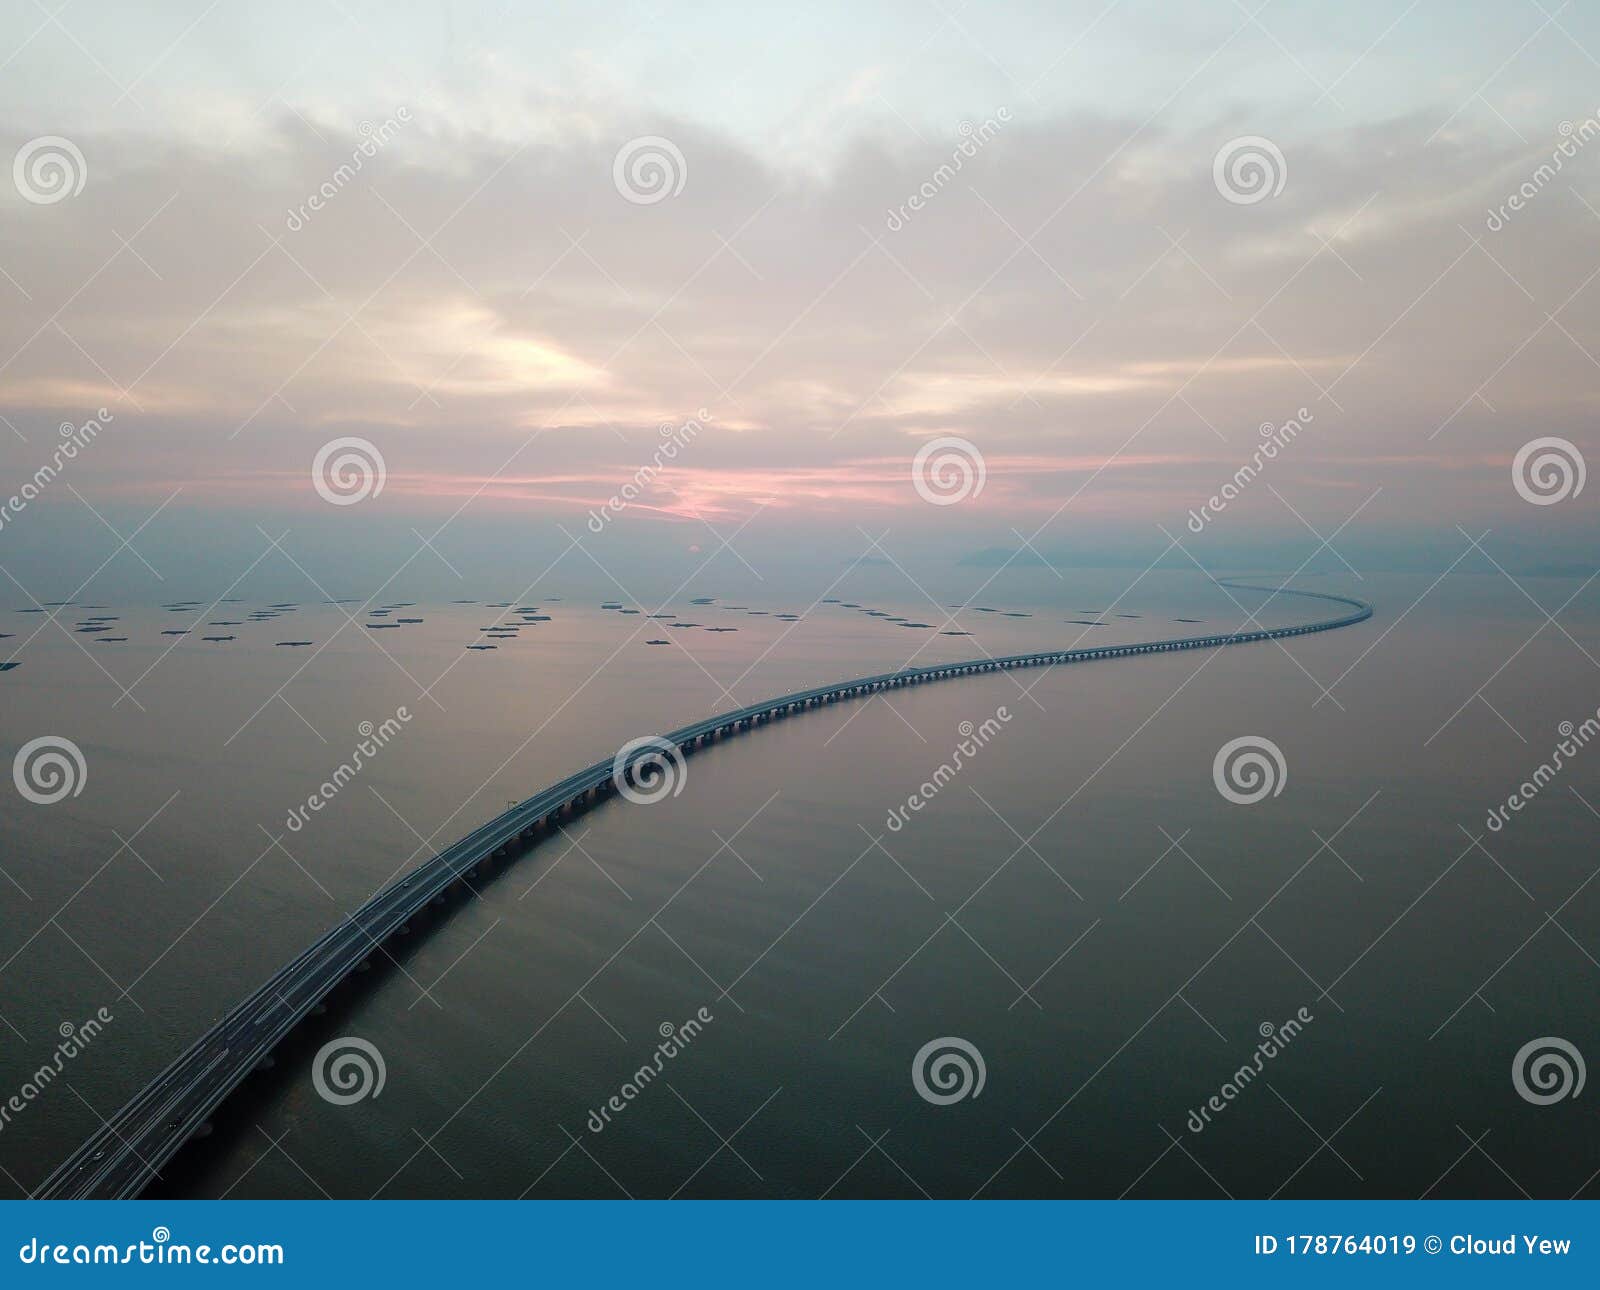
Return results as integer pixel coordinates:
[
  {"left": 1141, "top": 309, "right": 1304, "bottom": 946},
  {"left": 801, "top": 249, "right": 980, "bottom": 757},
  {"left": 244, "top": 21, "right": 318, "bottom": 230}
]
[{"left": 36, "top": 580, "right": 1371, "bottom": 1198}]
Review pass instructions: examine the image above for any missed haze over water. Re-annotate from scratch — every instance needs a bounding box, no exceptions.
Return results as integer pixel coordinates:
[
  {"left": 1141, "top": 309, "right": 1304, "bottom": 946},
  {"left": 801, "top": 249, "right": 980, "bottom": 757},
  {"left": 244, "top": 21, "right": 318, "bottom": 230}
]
[{"left": 3, "top": 567, "right": 1594, "bottom": 1198}]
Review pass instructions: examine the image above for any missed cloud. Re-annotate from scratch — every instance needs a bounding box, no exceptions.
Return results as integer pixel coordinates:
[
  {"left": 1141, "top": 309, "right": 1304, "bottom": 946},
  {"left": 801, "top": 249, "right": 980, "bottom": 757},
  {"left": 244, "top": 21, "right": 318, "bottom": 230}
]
[{"left": 0, "top": 84, "right": 1596, "bottom": 579}]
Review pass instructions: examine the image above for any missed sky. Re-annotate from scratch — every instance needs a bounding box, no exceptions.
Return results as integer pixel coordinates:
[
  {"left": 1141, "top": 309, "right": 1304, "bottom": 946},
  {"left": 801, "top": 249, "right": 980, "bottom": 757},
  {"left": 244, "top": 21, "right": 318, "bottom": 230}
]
[{"left": 0, "top": 0, "right": 1597, "bottom": 597}]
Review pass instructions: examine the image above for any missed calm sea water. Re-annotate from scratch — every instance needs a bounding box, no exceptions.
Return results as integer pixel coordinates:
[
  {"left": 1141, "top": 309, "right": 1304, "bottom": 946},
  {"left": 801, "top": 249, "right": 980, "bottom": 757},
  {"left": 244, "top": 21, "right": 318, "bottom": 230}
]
[{"left": 2, "top": 569, "right": 1595, "bottom": 1198}]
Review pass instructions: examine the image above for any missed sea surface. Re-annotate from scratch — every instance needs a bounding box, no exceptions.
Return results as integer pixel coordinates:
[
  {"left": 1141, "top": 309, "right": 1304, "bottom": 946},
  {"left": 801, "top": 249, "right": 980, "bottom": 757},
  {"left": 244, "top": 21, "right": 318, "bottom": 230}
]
[{"left": 1, "top": 568, "right": 1596, "bottom": 1198}]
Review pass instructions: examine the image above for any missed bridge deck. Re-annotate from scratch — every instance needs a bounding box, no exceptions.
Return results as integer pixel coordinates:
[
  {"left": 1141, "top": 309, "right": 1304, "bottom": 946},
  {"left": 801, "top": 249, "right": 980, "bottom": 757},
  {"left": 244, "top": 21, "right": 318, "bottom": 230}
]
[{"left": 36, "top": 580, "right": 1371, "bottom": 1199}]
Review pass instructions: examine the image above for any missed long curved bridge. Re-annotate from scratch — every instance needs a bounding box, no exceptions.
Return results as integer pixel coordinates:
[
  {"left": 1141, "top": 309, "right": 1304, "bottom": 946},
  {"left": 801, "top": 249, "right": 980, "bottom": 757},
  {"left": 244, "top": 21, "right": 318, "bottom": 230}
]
[{"left": 37, "top": 580, "right": 1371, "bottom": 1198}]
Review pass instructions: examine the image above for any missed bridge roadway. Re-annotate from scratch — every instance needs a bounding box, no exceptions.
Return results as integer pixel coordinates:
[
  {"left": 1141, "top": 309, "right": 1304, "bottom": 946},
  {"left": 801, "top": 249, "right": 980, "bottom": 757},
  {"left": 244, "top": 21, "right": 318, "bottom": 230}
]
[{"left": 37, "top": 580, "right": 1371, "bottom": 1198}]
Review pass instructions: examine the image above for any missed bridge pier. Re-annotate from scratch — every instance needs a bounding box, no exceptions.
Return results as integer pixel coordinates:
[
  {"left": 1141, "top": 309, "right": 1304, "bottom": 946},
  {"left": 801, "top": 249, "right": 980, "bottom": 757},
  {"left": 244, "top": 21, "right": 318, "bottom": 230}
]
[{"left": 33, "top": 580, "right": 1380, "bottom": 1202}]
